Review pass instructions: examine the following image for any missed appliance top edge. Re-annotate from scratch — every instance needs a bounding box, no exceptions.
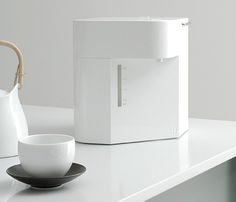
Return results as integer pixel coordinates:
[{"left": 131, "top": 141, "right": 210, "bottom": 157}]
[{"left": 73, "top": 17, "right": 188, "bottom": 22}]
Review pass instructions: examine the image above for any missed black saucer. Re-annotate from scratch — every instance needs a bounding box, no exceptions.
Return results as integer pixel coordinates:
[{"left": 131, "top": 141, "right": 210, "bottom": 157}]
[{"left": 6, "top": 163, "right": 86, "bottom": 189}]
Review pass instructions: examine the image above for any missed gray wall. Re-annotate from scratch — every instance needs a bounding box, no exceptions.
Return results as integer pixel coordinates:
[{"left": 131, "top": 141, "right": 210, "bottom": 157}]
[{"left": 1, "top": 0, "right": 236, "bottom": 120}]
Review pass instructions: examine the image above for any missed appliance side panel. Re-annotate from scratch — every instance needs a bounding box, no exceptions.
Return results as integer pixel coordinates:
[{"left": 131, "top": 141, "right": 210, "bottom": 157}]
[
  {"left": 74, "top": 58, "right": 111, "bottom": 143},
  {"left": 178, "top": 24, "right": 189, "bottom": 136}
]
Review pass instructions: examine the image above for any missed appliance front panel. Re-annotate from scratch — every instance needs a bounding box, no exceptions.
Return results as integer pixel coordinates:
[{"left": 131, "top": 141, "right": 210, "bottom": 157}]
[{"left": 110, "top": 58, "right": 179, "bottom": 143}]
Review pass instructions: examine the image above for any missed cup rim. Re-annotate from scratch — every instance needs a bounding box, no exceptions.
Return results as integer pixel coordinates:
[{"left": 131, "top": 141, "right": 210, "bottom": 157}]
[{"left": 19, "top": 134, "right": 74, "bottom": 146}]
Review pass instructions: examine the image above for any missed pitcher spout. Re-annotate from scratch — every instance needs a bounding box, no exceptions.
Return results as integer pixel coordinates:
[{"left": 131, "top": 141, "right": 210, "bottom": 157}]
[
  {"left": 9, "top": 83, "right": 19, "bottom": 98},
  {"left": 0, "top": 84, "right": 19, "bottom": 99},
  {"left": 0, "top": 83, "right": 28, "bottom": 158}
]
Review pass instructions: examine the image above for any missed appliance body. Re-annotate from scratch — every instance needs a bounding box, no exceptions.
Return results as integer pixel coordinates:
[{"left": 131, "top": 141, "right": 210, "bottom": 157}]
[{"left": 74, "top": 17, "right": 189, "bottom": 144}]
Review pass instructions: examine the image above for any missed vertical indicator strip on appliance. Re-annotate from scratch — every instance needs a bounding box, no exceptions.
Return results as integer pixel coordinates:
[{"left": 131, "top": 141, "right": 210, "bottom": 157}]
[{"left": 117, "top": 64, "right": 122, "bottom": 107}]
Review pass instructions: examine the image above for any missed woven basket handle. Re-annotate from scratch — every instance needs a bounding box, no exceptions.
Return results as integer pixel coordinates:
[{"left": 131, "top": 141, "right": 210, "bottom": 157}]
[{"left": 0, "top": 40, "right": 24, "bottom": 89}]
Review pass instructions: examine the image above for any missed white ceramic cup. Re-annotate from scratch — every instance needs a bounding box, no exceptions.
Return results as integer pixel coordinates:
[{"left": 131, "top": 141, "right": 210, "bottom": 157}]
[{"left": 18, "top": 134, "right": 75, "bottom": 178}]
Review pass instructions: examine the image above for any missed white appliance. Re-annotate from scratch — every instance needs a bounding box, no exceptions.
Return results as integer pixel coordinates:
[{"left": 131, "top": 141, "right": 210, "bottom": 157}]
[{"left": 73, "top": 17, "right": 189, "bottom": 144}]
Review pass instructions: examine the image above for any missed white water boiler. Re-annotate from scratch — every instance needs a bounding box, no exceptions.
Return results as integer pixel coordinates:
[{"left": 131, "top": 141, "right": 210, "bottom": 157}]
[{"left": 73, "top": 17, "right": 189, "bottom": 144}]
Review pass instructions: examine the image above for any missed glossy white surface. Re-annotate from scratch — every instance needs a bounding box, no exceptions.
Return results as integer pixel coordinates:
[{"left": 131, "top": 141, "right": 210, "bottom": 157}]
[
  {"left": 18, "top": 134, "right": 75, "bottom": 177},
  {"left": 1, "top": 105, "right": 236, "bottom": 202},
  {"left": 0, "top": 84, "right": 28, "bottom": 158}
]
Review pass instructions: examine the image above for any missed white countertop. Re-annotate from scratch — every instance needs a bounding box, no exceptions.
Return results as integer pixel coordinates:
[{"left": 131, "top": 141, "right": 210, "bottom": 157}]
[{"left": 1, "top": 105, "right": 236, "bottom": 202}]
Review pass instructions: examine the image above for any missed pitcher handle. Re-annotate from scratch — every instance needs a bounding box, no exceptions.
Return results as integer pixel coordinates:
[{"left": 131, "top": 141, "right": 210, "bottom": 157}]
[{"left": 0, "top": 40, "right": 24, "bottom": 89}]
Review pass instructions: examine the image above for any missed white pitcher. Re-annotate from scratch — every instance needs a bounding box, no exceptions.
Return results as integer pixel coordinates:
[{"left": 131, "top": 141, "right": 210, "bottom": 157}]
[{"left": 0, "top": 40, "right": 28, "bottom": 158}]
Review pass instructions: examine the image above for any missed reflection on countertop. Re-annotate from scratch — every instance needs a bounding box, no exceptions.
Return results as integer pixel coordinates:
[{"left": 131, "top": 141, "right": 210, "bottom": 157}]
[{"left": 1, "top": 106, "right": 236, "bottom": 202}]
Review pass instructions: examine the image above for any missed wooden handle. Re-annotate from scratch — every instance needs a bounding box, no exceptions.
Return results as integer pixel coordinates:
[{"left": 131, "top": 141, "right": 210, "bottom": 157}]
[{"left": 0, "top": 40, "right": 24, "bottom": 89}]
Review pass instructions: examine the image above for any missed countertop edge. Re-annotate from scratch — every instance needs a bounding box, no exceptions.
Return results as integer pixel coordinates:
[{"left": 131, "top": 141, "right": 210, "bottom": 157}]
[{"left": 119, "top": 146, "right": 236, "bottom": 202}]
